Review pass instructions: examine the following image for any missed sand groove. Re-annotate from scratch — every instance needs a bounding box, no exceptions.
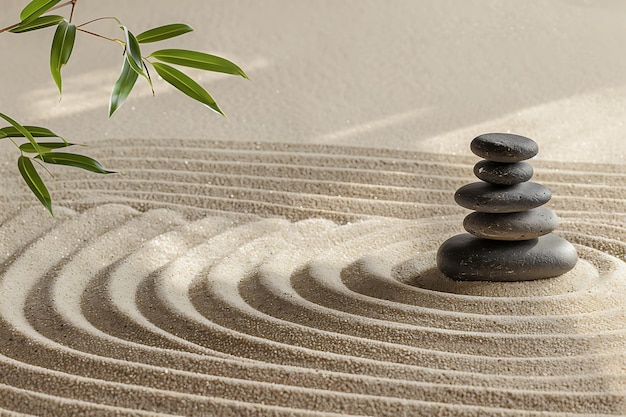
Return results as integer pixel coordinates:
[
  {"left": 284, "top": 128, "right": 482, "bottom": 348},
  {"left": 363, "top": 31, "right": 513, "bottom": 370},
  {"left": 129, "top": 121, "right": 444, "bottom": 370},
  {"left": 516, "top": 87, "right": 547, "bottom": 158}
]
[{"left": 0, "top": 140, "right": 624, "bottom": 416}]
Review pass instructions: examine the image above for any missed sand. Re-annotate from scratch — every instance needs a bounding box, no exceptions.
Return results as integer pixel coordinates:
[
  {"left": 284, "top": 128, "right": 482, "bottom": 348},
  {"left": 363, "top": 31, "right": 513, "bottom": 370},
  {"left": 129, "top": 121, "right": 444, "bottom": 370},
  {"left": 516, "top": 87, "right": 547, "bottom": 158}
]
[
  {"left": 0, "top": 140, "right": 624, "bottom": 416},
  {"left": 1, "top": 1, "right": 626, "bottom": 416}
]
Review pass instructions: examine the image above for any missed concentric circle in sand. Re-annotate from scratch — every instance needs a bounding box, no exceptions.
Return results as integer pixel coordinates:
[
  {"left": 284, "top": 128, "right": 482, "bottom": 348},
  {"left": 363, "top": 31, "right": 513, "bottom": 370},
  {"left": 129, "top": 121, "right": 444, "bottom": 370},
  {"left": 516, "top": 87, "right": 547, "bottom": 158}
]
[{"left": 0, "top": 140, "right": 624, "bottom": 416}]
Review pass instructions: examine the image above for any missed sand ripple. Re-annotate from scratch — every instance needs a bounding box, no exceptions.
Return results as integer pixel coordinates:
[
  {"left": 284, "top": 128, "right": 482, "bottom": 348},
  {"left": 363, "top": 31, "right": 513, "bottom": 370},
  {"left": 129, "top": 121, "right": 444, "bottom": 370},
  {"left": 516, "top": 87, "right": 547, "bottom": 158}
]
[{"left": 0, "top": 140, "right": 624, "bottom": 416}]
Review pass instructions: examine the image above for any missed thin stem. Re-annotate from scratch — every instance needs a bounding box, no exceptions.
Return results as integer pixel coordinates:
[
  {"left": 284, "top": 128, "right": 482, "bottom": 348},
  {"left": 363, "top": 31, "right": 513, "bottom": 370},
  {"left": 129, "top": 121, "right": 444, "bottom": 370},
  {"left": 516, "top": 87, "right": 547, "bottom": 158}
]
[
  {"left": 76, "top": 16, "right": 120, "bottom": 28},
  {"left": 48, "top": 0, "right": 73, "bottom": 13},
  {"left": 69, "top": 0, "right": 78, "bottom": 23},
  {"left": 33, "top": 157, "right": 55, "bottom": 178},
  {"left": 8, "top": 137, "right": 21, "bottom": 151},
  {"left": 77, "top": 27, "right": 123, "bottom": 45},
  {"left": 75, "top": 16, "right": 125, "bottom": 46},
  {"left": 0, "top": 22, "right": 20, "bottom": 34}
]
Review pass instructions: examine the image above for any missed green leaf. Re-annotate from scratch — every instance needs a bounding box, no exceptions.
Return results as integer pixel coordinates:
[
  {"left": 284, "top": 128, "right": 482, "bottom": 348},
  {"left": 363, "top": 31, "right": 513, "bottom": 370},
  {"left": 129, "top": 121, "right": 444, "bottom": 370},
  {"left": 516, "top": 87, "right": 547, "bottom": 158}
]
[
  {"left": 120, "top": 25, "right": 152, "bottom": 90},
  {"left": 150, "top": 49, "right": 248, "bottom": 79},
  {"left": 50, "top": 20, "right": 76, "bottom": 96},
  {"left": 20, "top": 0, "right": 62, "bottom": 25},
  {"left": 136, "top": 23, "right": 194, "bottom": 43},
  {"left": 0, "top": 112, "right": 41, "bottom": 155},
  {"left": 38, "top": 152, "right": 116, "bottom": 174},
  {"left": 0, "top": 125, "right": 63, "bottom": 139},
  {"left": 9, "top": 15, "right": 64, "bottom": 33},
  {"left": 109, "top": 58, "right": 139, "bottom": 117},
  {"left": 151, "top": 62, "right": 224, "bottom": 116},
  {"left": 18, "top": 155, "right": 52, "bottom": 215},
  {"left": 20, "top": 141, "right": 75, "bottom": 154}
]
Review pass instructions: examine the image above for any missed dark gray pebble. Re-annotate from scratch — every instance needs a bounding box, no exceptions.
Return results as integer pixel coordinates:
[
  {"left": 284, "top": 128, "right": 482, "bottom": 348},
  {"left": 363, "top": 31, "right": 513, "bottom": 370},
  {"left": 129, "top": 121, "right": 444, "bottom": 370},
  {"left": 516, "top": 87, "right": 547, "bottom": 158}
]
[
  {"left": 436, "top": 233, "right": 578, "bottom": 281},
  {"left": 463, "top": 207, "right": 559, "bottom": 240},
  {"left": 455, "top": 182, "right": 551, "bottom": 213},
  {"left": 474, "top": 160, "right": 533, "bottom": 185},
  {"left": 471, "top": 133, "right": 538, "bottom": 162}
]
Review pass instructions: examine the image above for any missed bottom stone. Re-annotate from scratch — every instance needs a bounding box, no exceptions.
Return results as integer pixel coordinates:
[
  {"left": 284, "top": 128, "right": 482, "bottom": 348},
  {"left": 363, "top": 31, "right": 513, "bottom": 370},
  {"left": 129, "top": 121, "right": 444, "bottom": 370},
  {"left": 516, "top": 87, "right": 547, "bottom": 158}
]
[{"left": 436, "top": 233, "right": 578, "bottom": 281}]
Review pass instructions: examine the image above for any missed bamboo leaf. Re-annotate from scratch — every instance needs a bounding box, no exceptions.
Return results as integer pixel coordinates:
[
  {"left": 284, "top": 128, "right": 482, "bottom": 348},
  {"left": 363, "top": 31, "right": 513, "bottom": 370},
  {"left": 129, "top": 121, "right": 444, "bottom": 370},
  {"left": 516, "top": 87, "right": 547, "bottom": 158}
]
[
  {"left": 120, "top": 25, "right": 152, "bottom": 91},
  {"left": 150, "top": 49, "right": 248, "bottom": 79},
  {"left": 0, "top": 125, "right": 63, "bottom": 139},
  {"left": 50, "top": 20, "right": 76, "bottom": 96},
  {"left": 136, "top": 23, "right": 194, "bottom": 43},
  {"left": 121, "top": 26, "right": 143, "bottom": 74},
  {"left": 0, "top": 112, "right": 41, "bottom": 155},
  {"left": 151, "top": 62, "right": 224, "bottom": 115},
  {"left": 20, "top": 0, "right": 61, "bottom": 25},
  {"left": 20, "top": 141, "right": 75, "bottom": 154},
  {"left": 9, "top": 15, "right": 64, "bottom": 33},
  {"left": 18, "top": 155, "right": 52, "bottom": 215},
  {"left": 109, "top": 58, "right": 139, "bottom": 117},
  {"left": 38, "top": 152, "right": 116, "bottom": 174}
]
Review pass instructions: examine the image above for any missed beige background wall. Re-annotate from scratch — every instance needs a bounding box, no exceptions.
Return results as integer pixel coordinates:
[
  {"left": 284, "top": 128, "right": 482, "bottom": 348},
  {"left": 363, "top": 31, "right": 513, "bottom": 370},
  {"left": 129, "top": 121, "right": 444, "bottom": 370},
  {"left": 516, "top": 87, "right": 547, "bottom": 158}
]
[{"left": 1, "top": 0, "right": 626, "bottom": 162}]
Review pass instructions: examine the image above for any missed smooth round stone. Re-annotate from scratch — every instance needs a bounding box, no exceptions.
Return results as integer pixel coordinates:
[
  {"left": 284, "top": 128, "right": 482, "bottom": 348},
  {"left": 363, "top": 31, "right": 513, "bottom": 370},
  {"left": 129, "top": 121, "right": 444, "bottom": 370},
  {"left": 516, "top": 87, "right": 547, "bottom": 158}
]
[
  {"left": 463, "top": 207, "right": 559, "bottom": 240},
  {"left": 474, "top": 160, "right": 533, "bottom": 185},
  {"left": 455, "top": 182, "right": 551, "bottom": 213},
  {"left": 436, "top": 233, "right": 578, "bottom": 281},
  {"left": 471, "top": 133, "right": 538, "bottom": 162}
]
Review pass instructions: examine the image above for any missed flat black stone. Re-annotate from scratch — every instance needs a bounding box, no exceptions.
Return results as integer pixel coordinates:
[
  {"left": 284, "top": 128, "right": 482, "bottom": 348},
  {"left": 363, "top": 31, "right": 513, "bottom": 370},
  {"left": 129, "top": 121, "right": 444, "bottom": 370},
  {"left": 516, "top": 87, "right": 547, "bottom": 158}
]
[
  {"left": 474, "top": 160, "right": 533, "bottom": 185},
  {"left": 463, "top": 207, "right": 559, "bottom": 240},
  {"left": 436, "top": 233, "right": 578, "bottom": 281},
  {"left": 471, "top": 133, "right": 538, "bottom": 162},
  {"left": 454, "top": 182, "right": 551, "bottom": 213}
]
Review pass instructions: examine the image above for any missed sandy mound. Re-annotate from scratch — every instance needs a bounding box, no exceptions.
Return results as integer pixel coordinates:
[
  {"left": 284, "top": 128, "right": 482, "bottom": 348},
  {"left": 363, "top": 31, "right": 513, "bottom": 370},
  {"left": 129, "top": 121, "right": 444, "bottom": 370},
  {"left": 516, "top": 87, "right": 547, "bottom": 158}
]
[{"left": 0, "top": 140, "right": 624, "bottom": 416}]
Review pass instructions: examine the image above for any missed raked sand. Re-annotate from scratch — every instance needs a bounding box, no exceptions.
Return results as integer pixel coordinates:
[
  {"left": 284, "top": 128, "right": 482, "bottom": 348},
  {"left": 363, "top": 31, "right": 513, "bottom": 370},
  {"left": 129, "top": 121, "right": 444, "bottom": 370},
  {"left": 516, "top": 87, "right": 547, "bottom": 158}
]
[
  {"left": 0, "top": 140, "right": 624, "bottom": 416},
  {"left": 1, "top": 0, "right": 626, "bottom": 415}
]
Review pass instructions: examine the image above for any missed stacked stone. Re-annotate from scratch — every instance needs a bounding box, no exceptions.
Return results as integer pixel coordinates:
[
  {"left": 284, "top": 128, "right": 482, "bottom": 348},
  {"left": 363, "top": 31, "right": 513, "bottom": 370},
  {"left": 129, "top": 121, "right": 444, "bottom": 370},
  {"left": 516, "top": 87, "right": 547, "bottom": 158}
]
[{"left": 437, "top": 133, "right": 578, "bottom": 281}]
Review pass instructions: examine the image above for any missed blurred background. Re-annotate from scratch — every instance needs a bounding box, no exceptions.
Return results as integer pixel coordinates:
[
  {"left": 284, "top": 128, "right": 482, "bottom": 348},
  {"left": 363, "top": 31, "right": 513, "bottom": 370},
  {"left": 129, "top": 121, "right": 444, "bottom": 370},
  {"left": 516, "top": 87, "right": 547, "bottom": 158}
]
[{"left": 1, "top": 0, "right": 626, "bottom": 162}]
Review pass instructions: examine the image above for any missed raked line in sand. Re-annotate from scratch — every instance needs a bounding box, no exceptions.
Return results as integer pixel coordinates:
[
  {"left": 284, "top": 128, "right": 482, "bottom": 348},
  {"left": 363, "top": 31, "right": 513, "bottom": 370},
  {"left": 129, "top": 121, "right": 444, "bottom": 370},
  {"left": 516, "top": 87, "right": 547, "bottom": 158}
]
[{"left": 0, "top": 139, "right": 624, "bottom": 416}]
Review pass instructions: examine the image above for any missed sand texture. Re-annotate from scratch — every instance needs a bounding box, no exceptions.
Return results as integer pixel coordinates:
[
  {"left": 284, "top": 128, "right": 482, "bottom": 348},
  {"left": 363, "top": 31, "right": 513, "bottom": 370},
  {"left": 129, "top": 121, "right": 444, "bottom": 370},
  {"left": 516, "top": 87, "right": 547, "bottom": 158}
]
[
  {"left": 2, "top": 0, "right": 626, "bottom": 414},
  {"left": 0, "top": 140, "right": 623, "bottom": 416}
]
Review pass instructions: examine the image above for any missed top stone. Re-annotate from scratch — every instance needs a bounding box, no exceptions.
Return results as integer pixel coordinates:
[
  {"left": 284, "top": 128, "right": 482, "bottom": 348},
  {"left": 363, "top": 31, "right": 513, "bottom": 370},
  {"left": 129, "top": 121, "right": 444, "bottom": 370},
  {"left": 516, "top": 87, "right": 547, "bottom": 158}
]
[{"left": 471, "top": 133, "right": 538, "bottom": 162}]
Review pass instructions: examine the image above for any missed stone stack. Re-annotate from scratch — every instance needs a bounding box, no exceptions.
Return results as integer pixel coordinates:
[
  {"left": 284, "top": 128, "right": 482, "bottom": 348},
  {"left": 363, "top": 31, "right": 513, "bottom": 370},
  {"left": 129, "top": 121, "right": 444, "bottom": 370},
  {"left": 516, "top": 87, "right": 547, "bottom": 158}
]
[{"left": 437, "top": 133, "right": 578, "bottom": 281}]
